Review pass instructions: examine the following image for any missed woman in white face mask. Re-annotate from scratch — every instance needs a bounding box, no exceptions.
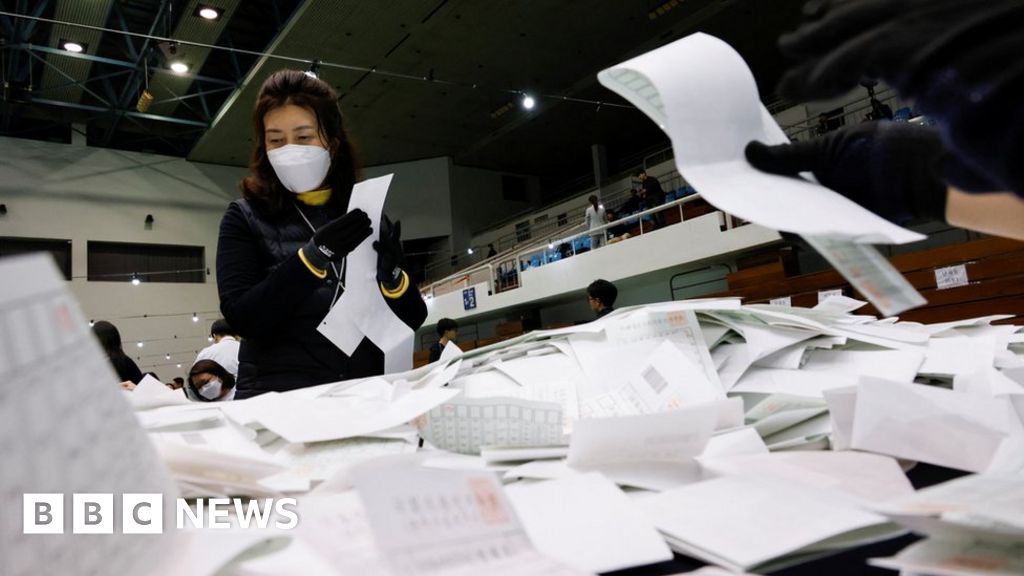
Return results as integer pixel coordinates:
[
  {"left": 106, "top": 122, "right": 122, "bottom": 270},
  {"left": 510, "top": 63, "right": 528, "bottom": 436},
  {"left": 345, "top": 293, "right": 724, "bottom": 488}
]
[
  {"left": 185, "top": 360, "right": 236, "bottom": 402},
  {"left": 216, "top": 70, "right": 427, "bottom": 399}
]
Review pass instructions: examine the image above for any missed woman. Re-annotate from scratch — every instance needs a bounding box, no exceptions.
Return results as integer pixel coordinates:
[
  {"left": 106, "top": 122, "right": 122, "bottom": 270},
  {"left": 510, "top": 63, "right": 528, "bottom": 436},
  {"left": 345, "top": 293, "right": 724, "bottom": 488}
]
[
  {"left": 91, "top": 320, "right": 143, "bottom": 388},
  {"left": 217, "top": 69, "right": 427, "bottom": 399},
  {"left": 184, "top": 360, "right": 236, "bottom": 402}
]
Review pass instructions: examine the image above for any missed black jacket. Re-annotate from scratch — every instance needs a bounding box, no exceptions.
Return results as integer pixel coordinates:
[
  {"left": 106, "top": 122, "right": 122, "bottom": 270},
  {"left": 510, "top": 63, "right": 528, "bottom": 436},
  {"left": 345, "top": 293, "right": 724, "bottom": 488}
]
[
  {"left": 217, "top": 198, "right": 427, "bottom": 398},
  {"left": 111, "top": 355, "right": 143, "bottom": 385}
]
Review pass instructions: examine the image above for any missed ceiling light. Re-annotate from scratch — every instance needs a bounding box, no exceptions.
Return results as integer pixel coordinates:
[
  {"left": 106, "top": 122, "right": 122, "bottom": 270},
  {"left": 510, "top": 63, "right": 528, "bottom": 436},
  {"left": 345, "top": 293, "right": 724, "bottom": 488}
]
[
  {"left": 305, "top": 60, "right": 321, "bottom": 79},
  {"left": 131, "top": 274, "right": 141, "bottom": 286},
  {"left": 192, "top": 313, "right": 199, "bottom": 322},
  {"left": 548, "top": 242, "right": 554, "bottom": 250},
  {"left": 196, "top": 5, "right": 222, "bottom": 20},
  {"left": 165, "top": 353, "right": 171, "bottom": 360},
  {"left": 521, "top": 93, "right": 535, "bottom": 110},
  {"left": 176, "top": 363, "right": 182, "bottom": 369},
  {"left": 61, "top": 40, "right": 86, "bottom": 53},
  {"left": 169, "top": 61, "right": 189, "bottom": 74},
  {"left": 88, "top": 320, "right": 95, "bottom": 327},
  {"left": 467, "top": 247, "right": 474, "bottom": 255},
  {"left": 137, "top": 341, "right": 144, "bottom": 348}
]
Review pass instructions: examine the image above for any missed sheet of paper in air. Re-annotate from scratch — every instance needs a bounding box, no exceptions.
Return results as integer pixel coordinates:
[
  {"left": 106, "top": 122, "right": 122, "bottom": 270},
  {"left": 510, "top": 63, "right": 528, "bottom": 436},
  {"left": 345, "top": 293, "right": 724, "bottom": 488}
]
[
  {"left": 504, "top": 472, "right": 673, "bottom": 573},
  {"left": 0, "top": 255, "right": 179, "bottom": 576},
  {"left": 851, "top": 378, "right": 1014, "bottom": 472},
  {"left": 638, "top": 476, "right": 897, "bottom": 573},
  {"left": 350, "top": 456, "right": 589, "bottom": 576},
  {"left": 318, "top": 173, "right": 415, "bottom": 372},
  {"left": 418, "top": 395, "right": 564, "bottom": 455},
  {"left": 802, "top": 235, "right": 927, "bottom": 317},
  {"left": 596, "top": 33, "right": 923, "bottom": 245},
  {"left": 253, "top": 387, "right": 459, "bottom": 443}
]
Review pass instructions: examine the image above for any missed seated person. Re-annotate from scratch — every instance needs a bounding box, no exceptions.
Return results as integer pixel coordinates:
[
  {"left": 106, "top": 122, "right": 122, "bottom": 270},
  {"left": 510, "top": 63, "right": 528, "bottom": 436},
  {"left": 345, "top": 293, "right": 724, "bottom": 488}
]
[
  {"left": 620, "top": 188, "right": 641, "bottom": 214},
  {"left": 195, "top": 318, "right": 241, "bottom": 378},
  {"left": 428, "top": 318, "right": 458, "bottom": 362},
  {"left": 184, "top": 359, "right": 236, "bottom": 402},
  {"left": 605, "top": 209, "right": 630, "bottom": 243}
]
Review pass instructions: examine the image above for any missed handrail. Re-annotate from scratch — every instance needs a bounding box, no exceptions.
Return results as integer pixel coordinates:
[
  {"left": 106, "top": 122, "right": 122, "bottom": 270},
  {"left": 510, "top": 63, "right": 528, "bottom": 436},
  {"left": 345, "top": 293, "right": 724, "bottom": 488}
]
[{"left": 422, "top": 193, "right": 710, "bottom": 298}]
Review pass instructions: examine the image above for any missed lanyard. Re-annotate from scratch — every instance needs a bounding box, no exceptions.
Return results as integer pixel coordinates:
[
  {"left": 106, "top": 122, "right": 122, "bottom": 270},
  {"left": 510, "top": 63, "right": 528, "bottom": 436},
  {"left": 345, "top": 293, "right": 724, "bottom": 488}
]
[{"left": 294, "top": 203, "right": 346, "bottom": 305}]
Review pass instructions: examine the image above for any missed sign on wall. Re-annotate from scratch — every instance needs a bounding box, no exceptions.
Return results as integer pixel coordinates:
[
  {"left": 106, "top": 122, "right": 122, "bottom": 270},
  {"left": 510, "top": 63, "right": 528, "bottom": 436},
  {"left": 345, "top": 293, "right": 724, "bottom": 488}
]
[{"left": 462, "top": 287, "right": 477, "bottom": 311}]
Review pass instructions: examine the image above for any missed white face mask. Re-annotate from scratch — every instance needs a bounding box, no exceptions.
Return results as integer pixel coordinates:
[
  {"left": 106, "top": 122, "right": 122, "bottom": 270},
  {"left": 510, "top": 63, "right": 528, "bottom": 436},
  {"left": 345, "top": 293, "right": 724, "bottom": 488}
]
[
  {"left": 267, "top": 144, "right": 331, "bottom": 193},
  {"left": 198, "top": 378, "right": 223, "bottom": 400}
]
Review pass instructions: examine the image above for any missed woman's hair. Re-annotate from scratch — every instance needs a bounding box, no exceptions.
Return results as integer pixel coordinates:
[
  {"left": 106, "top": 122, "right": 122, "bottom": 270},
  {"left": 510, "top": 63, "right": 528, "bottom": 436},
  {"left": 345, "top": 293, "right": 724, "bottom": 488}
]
[
  {"left": 185, "top": 359, "right": 236, "bottom": 402},
  {"left": 91, "top": 320, "right": 126, "bottom": 359},
  {"left": 240, "top": 69, "right": 360, "bottom": 216}
]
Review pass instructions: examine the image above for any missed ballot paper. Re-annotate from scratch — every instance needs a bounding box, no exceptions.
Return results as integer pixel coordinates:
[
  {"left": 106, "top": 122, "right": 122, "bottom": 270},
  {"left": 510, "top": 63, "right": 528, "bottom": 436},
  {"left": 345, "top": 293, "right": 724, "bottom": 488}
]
[
  {"left": 850, "top": 378, "right": 1015, "bottom": 473},
  {"left": 419, "top": 395, "right": 564, "bottom": 454},
  {"left": 822, "top": 386, "right": 858, "bottom": 450},
  {"left": 638, "top": 476, "right": 901, "bottom": 573},
  {"left": 350, "top": 457, "right": 589, "bottom": 576},
  {"left": 292, "top": 492, "right": 391, "bottom": 576},
  {"left": 0, "top": 255, "right": 270, "bottom": 576},
  {"left": 127, "top": 373, "right": 192, "bottom": 410},
  {"left": 870, "top": 538, "right": 1024, "bottom": 576},
  {"left": 505, "top": 473, "right": 673, "bottom": 573},
  {"left": 873, "top": 474, "right": 1024, "bottom": 535},
  {"left": 318, "top": 173, "right": 415, "bottom": 373},
  {"left": 260, "top": 436, "right": 418, "bottom": 492},
  {"left": 253, "top": 387, "right": 459, "bottom": 443}
]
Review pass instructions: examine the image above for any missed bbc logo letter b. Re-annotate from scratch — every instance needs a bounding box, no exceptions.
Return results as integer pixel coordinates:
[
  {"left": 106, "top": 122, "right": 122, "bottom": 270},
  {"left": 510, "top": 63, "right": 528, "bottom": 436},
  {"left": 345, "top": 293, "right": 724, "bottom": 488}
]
[
  {"left": 24, "top": 494, "right": 63, "bottom": 534},
  {"left": 73, "top": 494, "right": 113, "bottom": 534}
]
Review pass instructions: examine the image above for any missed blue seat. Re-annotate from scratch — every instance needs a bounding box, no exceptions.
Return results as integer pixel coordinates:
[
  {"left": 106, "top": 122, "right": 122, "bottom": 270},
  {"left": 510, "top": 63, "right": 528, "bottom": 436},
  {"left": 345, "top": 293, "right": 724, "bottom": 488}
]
[{"left": 893, "top": 107, "right": 913, "bottom": 122}]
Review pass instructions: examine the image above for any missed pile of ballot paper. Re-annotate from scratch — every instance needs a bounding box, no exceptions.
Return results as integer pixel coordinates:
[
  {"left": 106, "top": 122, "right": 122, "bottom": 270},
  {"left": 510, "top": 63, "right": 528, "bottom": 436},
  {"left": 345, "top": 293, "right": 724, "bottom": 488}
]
[{"left": 5, "top": 253, "right": 1022, "bottom": 576}]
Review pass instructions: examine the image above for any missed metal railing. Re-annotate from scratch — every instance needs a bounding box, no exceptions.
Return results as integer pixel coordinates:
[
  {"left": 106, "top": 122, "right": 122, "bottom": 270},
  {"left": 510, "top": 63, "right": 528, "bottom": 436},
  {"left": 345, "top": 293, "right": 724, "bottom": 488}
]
[{"left": 421, "top": 192, "right": 723, "bottom": 301}]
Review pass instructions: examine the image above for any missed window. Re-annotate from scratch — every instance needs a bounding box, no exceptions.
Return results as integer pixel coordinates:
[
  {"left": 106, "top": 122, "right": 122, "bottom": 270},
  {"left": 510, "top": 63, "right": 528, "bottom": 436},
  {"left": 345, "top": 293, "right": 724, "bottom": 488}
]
[
  {"left": 0, "top": 237, "right": 72, "bottom": 280},
  {"left": 87, "top": 241, "right": 205, "bottom": 283},
  {"left": 515, "top": 221, "right": 531, "bottom": 243},
  {"left": 557, "top": 213, "right": 568, "bottom": 227}
]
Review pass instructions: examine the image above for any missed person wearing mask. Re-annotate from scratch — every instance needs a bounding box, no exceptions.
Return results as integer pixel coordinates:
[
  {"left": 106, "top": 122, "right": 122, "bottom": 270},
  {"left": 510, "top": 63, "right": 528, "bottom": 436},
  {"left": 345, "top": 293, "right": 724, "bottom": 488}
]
[
  {"left": 428, "top": 318, "right": 459, "bottom": 363},
  {"left": 195, "top": 318, "right": 241, "bottom": 378},
  {"left": 217, "top": 70, "right": 427, "bottom": 399},
  {"left": 584, "top": 195, "right": 607, "bottom": 249},
  {"left": 184, "top": 359, "right": 236, "bottom": 402},
  {"left": 91, "top": 320, "right": 143, "bottom": 388},
  {"left": 587, "top": 279, "right": 618, "bottom": 320},
  {"left": 746, "top": 0, "right": 1024, "bottom": 242}
]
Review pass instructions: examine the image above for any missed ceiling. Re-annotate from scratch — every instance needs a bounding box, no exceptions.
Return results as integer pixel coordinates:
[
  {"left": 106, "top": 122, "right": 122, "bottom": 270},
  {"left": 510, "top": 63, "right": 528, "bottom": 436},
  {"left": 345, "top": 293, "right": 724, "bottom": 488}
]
[{"left": 0, "top": 0, "right": 807, "bottom": 201}]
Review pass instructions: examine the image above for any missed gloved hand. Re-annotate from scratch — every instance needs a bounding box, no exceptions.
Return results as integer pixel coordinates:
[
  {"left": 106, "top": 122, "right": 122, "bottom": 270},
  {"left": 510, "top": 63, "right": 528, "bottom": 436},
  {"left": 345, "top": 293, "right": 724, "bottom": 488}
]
[
  {"left": 745, "top": 122, "right": 956, "bottom": 224},
  {"left": 776, "top": 0, "right": 1024, "bottom": 197},
  {"left": 373, "top": 214, "right": 405, "bottom": 290},
  {"left": 301, "top": 208, "right": 372, "bottom": 272}
]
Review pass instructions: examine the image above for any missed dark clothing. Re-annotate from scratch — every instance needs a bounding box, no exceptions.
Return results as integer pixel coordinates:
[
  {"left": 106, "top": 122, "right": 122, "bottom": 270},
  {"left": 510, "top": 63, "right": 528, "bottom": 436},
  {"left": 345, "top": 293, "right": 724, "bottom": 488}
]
[
  {"left": 620, "top": 194, "right": 641, "bottom": 215},
  {"left": 642, "top": 177, "right": 665, "bottom": 205},
  {"left": 217, "top": 198, "right": 427, "bottom": 399},
  {"left": 595, "top": 307, "right": 615, "bottom": 319},
  {"left": 111, "top": 355, "right": 143, "bottom": 385},
  {"left": 428, "top": 342, "right": 443, "bottom": 363}
]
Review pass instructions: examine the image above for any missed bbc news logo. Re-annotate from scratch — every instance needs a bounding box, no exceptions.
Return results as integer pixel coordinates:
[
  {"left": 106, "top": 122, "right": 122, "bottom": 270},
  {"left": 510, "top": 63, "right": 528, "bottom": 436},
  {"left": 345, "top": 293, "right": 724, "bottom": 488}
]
[{"left": 23, "top": 494, "right": 298, "bottom": 534}]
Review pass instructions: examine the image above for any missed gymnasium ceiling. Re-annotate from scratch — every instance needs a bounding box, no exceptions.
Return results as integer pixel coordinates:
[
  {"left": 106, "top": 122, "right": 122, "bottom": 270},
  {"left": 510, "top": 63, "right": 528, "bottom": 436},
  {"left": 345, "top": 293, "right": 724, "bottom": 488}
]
[{"left": 0, "top": 0, "right": 807, "bottom": 198}]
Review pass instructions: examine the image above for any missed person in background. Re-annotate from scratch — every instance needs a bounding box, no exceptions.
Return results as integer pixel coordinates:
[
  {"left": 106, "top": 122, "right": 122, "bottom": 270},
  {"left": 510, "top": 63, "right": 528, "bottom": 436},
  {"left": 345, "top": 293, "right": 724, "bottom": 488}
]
[
  {"left": 169, "top": 377, "right": 185, "bottom": 390},
  {"left": 605, "top": 209, "right": 629, "bottom": 243},
  {"left": 587, "top": 279, "right": 618, "bottom": 320},
  {"left": 584, "top": 195, "right": 607, "bottom": 249},
  {"left": 429, "top": 317, "right": 458, "bottom": 362},
  {"left": 217, "top": 70, "right": 427, "bottom": 398},
  {"left": 748, "top": 0, "right": 1024, "bottom": 242},
  {"left": 184, "top": 359, "right": 236, "bottom": 402},
  {"left": 91, "top": 320, "right": 143, "bottom": 388},
  {"left": 195, "top": 318, "right": 241, "bottom": 378},
  {"left": 487, "top": 244, "right": 497, "bottom": 258},
  {"left": 637, "top": 171, "right": 665, "bottom": 228},
  {"left": 620, "top": 188, "right": 641, "bottom": 215}
]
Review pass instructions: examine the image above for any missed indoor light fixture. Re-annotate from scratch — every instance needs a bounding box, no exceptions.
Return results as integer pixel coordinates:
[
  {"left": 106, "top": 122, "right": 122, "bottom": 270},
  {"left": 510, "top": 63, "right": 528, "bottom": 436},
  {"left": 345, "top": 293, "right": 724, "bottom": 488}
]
[
  {"left": 521, "top": 93, "right": 535, "bottom": 110},
  {"left": 195, "top": 5, "right": 222, "bottom": 20},
  {"left": 192, "top": 313, "right": 199, "bottom": 322},
  {"left": 467, "top": 247, "right": 474, "bottom": 255},
  {"left": 60, "top": 40, "right": 86, "bottom": 53},
  {"left": 304, "top": 60, "right": 321, "bottom": 79},
  {"left": 137, "top": 341, "right": 144, "bottom": 348},
  {"left": 165, "top": 353, "right": 171, "bottom": 360},
  {"left": 131, "top": 274, "right": 141, "bottom": 286},
  {"left": 89, "top": 320, "right": 95, "bottom": 327},
  {"left": 176, "top": 363, "right": 182, "bottom": 368},
  {"left": 169, "top": 61, "right": 189, "bottom": 74}
]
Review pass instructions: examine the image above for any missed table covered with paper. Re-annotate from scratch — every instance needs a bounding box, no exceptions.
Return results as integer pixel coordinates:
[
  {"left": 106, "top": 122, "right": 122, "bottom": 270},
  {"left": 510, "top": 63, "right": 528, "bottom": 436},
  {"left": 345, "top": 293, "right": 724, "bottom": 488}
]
[
  {"left": 6, "top": 253, "right": 1024, "bottom": 576},
  {"left": 6, "top": 35, "right": 1024, "bottom": 576}
]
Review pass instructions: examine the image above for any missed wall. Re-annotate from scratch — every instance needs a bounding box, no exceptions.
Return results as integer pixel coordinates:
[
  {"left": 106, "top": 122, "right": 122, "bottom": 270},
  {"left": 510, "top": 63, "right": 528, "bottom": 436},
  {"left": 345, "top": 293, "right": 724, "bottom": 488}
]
[
  {"left": 363, "top": 156, "right": 453, "bottom": 241},
  {"left": 449, "top": 164, "right": 541, "bottom": 252},
  {"left": 0, "top": 135, "right": 246, "bottom": 381}
]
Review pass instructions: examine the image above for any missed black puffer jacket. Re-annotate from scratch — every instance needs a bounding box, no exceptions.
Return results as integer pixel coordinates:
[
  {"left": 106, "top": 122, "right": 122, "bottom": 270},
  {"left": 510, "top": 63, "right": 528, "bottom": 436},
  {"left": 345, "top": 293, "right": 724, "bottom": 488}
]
[{"left": 216, "top": 197, "right": 426, "bottom": 398}]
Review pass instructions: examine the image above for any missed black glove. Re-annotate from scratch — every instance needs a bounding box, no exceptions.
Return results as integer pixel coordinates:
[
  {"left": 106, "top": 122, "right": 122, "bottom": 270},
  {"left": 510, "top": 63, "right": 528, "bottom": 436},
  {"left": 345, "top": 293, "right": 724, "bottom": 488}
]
[
  {"left": 373, "top": 214, "right": 404, "bottom": 290},
  {"left": 776, "top": 0, "right": 1024, "bottom": 197},
  {"left": 301, "top": 209, "right": 372, "bottom": 272},
  {"left": 745, "top": 122, "right": 953, "bottom": 224}
]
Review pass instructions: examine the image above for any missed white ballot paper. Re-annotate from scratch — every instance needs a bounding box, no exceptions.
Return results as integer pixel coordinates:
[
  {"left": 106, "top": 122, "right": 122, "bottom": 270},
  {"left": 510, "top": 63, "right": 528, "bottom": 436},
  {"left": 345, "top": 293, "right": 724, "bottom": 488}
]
[
  {"left": 0, "top": 255, "right": 269, "bottom": 576},
  {"left": 127, "top": 373, "right": 192, "bottom": 410},
  {"left": 505, "top": 472, "right": 673, "bottom": 573},
  {"left": 870, "top": 538, "right": 1024, "bottom": 576},
  {"left": 597, "top": 32, "right": 927, "bottom": 316},
  {"left": 851, "top": 378, "right": 1015, "bottom": 472},
  {"left": 638, "top": 476, "right": 900, "bottom": 573},
  {"left": 350, "top": 456, "right": 590, "bottom": 576},
  {"left": 419, "top": 395, "right": 564, "bottom": 455},
  {"left": 318, "top": 173, "right": 415, "bottom": 373}
]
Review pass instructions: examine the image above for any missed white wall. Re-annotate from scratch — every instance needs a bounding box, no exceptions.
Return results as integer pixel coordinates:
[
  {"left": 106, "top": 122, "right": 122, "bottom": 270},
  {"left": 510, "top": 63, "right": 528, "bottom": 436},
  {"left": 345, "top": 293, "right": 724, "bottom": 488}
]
[
  {"left": 0, "top": 135, "right": 246, "bottom": 381},
  {"left": 363, "top": 156, "right": 453, "bottom": 241}
]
